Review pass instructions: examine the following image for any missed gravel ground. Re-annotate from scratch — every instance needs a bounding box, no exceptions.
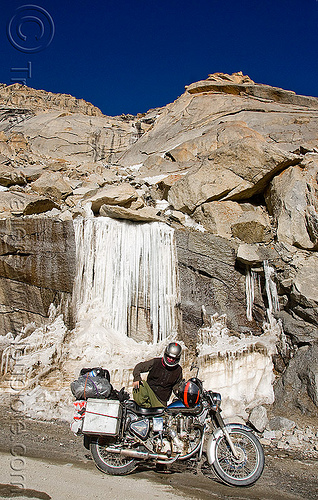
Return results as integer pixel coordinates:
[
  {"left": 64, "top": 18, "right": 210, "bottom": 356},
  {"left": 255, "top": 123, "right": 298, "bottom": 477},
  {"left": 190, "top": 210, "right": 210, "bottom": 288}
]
[{"left": 0, "top": 406, "right": 317, "bottom": 500}]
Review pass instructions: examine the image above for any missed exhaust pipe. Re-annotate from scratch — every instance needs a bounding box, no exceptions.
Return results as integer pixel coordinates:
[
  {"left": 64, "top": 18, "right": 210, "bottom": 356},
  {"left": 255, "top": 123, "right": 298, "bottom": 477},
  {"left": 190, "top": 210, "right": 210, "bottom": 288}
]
[{"left": 105, "top": 447, "right": 170, "bottom": 461}]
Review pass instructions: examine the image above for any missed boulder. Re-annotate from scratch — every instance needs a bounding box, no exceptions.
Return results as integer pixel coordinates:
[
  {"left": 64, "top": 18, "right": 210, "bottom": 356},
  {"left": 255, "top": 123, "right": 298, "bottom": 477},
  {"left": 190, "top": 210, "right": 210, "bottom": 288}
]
[
  {"left": 0, "top": 191, "right": 27, "bottom": 215},
  {"left": 45, "top": 159, "right": 68, "bottom": 172},
  {"left": 156, "top": 173, "right": 186, "bottom": 199},
  {"left": 236, "top": 243, "right": 278, "bottom": 266},
  {"left": 193, "top": 200, "right": 244, "bottom": 237},
  {"left": 129, "top": 197, "right": 145, "bottom": 210},
  {"left": 86, "top": 184, "right": 139, "bottom": 213},
  {"left": 23, "top": 197, "right": 59, "bottom": 215},
  {"left": 21, "top": 165, "right": 44, "bottom": 182},
  {"left": 276, "top": 344, "right": 318, "bottom": 407},
  {"left": 165, "top": 143, "right": 196, "bottom": 162},
  {"left": 268, "top": 416, "right": 296, "bottom": 431},
  {"left": 141, "top": 154, "right": 175, "bottom": 173},
  {"left": 209, "top": 137, "right": 300, "bottom": 200},
  {"left": 248, "top": 405, "right": 268, "bottom": 433},
  {"left": 139, "top": 156, "right": 196, "bottom": 182},
  {"left": 276, "top": 310, "right": 318, "bottom": 345},
  {"left": 168, "top": 160, "right": 243, "bottom": 213},
  {"left": 168, "top": 136, "right": 299, "bottom": 213},
  {"left": 100, "top": 204, "right": 163, "bottom": 222},
  {"left": 0, "top": 164, "right": 25, "bottom": 187},
  {"left": 30, "top": 172, "right": 73, "bottom": 200},
  {"left": 231, "top": 210, "right": 272, "bottom": 243},
  {"left": 0, "top": 191, "right": 58, "bottom": 215},
  {"left": 290, "top": 254, "right": 318, "bottom": 326},
  {"left": 72, "top": 186, "right": 98, "bottom": 198},
  {"left": 193, "top": 200, "right": 272, "bottom": 242},
  {"left": 265, "top": 156, "right": 318, "bottom": 250}
]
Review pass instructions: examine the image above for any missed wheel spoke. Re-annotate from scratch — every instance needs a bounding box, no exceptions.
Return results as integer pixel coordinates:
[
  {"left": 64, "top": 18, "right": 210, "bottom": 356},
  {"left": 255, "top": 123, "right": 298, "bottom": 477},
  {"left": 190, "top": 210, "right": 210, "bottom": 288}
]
[
  {"left": 214, "top": 429, "right": 263, "bottom": 485},
  {"left": 97, "top": 444, "right": 134, "bottom": 468}
]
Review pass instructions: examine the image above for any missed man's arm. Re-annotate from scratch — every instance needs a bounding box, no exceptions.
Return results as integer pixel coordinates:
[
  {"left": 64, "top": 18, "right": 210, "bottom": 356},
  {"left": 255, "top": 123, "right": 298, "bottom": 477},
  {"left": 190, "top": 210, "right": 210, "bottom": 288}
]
[{"left": 133, "top": 359, "right": 154, "bottom": 388}]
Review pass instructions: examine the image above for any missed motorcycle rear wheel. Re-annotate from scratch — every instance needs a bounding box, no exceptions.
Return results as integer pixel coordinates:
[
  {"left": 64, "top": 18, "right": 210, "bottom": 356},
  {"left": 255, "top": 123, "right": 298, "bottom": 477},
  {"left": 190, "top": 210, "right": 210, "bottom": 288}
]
[
  {"left": 91, "top": 438, "right": 138, "bottom": 475},
  {"left": 212, "top": 428, "right": 264, "bottom": 487}
]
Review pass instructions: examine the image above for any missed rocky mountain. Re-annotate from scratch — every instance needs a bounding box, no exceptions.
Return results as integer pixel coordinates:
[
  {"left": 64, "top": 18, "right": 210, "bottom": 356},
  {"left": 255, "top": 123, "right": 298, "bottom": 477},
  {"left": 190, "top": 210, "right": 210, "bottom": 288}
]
[{"left": 0, "top": 71, "right": 317, "bottom": 422}]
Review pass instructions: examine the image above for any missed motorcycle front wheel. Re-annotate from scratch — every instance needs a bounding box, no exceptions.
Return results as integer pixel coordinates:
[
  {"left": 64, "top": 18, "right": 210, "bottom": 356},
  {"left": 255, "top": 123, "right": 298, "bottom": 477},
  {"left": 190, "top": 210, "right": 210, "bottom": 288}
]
[
  {"left": 212, "top": 428, "right": 264, "bottom": 487},
  {"left": 91, "top": 437, "right": 138, "bottom": 475}
]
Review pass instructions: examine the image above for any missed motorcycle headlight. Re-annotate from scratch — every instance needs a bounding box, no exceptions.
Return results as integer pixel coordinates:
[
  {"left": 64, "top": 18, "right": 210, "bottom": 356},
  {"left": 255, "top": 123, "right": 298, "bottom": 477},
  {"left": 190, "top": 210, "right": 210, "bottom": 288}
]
[{"left": 208, "top": 391, "right": 221, "bottom": 409}]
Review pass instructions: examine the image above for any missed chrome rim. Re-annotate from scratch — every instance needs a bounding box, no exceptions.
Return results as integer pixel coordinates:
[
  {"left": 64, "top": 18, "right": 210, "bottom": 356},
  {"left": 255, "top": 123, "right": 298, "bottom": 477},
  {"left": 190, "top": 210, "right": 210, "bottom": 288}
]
[{"left": 216, "top": 432, "right": 259, "bottom": 480}]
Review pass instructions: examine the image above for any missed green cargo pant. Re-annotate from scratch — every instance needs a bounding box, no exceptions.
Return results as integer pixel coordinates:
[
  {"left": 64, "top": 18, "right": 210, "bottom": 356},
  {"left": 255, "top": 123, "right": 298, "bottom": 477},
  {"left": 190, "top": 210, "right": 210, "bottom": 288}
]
[{"left": 133, "top": 381, "right": 165, "bottom": 408}]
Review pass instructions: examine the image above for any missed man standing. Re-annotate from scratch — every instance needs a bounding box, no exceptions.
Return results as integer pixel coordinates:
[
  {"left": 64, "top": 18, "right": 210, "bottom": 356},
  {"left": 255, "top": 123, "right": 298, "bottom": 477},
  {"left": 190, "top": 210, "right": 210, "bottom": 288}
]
[{"left": 132, "top": 342, "right": 183, "bottom": 408}]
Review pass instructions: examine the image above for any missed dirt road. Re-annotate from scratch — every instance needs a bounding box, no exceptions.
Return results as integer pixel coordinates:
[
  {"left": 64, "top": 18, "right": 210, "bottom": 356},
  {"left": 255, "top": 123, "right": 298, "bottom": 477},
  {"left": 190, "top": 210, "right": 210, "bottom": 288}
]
[{"left": 0, "top": 407, "right": 317, "bottom": 500}]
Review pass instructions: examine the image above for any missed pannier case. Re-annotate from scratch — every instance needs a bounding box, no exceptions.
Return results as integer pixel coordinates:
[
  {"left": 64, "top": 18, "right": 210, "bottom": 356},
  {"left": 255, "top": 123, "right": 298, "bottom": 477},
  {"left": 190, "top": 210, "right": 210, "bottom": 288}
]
[{"left": 82, "top": 399, "right": 122, "bottom": 435}]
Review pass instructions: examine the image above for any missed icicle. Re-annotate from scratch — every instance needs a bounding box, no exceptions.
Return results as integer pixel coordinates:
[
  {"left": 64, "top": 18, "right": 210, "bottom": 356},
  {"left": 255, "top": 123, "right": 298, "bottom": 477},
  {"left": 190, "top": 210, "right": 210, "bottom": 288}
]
[
  {"left": 72, "top": 217, "right": 180, "bottom": 343},
  {"left": 263, "top": 260, "right": 280, "bottom": 325},
  {"left": 245, "top": 266, "right": 255, "bottom": 321}
]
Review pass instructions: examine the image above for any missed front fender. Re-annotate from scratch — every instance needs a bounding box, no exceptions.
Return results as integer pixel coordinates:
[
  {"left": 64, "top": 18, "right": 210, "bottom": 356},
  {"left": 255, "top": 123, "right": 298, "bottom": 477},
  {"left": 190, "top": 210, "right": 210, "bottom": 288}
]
[{"left": 206, "top": 423, "right": 252, "bottom": 465}]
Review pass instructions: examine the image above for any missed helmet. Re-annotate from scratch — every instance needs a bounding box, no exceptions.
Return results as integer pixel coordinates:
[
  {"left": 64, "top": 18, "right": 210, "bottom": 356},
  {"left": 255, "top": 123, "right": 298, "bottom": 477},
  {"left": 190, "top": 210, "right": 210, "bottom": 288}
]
[
  {"left": 188, "top": 377, "right": 203, "bottom": 395},
  {"left": 163, "top": 342, "right": 182, "bottom": 368},
  {"left": 179, "top": 379, "right": 201, "bottom": 408}
]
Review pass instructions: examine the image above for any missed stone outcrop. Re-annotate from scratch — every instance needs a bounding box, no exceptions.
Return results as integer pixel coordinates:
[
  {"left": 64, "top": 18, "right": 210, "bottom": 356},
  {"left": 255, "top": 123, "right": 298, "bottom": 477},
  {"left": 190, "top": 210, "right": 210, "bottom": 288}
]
[
  {"left": 86, "top": 184, "right": 139, "bottom": 213},
  {"left": 30, "top": 172, "right": 73, "bottom": 201},
  {"left": 168, "top": 135, "right": 299, "bottom": 213},
  {"left": 0, "top": 164, "right": 25, "bottom": 187},
  {"left": 0, "top": 191, "right": 59, "bottom": 216},
  {"left": 230, "top": 210, "right": 272, "bottom": 243},
  {"left": 0, "top": 219, "right": 75, "bottom": 334},
  {"left": 193, "top": 201, "right": 272, "bottom": 243},
  {"left": 100, "top": 204, "right": 163, "bottom": 222},
  {"left": 290, "top": 254, "right": 318, "bottom": 326},
  {"left": 118, "top": 78, "right": 318, "bottom": 168},
  {"left": 0, "top": 83, "right": 103, "bottom": 116},
  {"left": 186, "top": 71, "right": 318, "bottom": 109},
  {"left": 277, "top": 311, "right": 317, "bottom": 345},
  {"left": 175, "top": 230, "right": 261, "bottom": 339},
  {"left": 0, "top": 73, "right": 318, "bottom": 420},
  {"left": 265, "top": 155, "right": 318, "bottom": 250},
  {"left": 274, "top": 343, "right": 318, "bottom": 410}
]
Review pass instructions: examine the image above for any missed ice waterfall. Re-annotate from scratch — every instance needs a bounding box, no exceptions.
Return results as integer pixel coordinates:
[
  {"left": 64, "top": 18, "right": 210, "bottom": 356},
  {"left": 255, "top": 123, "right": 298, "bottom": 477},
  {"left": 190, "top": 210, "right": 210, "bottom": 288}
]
[
  {"left": 196, "top": 311, "right": 276, "bottom": 419},
  {"left": 72, "top": 217, "right": 180, "bottom": 343},
  {"left": 0, "top": 216, "right": 182, "bottom": 420}
]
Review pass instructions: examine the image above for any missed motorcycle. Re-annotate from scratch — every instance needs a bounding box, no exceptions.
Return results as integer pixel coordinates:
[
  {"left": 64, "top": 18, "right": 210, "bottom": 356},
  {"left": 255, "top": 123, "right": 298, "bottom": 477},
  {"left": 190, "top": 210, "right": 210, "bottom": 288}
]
[{"left": 71, "top": 367, "right": 265, "bottom": 487}]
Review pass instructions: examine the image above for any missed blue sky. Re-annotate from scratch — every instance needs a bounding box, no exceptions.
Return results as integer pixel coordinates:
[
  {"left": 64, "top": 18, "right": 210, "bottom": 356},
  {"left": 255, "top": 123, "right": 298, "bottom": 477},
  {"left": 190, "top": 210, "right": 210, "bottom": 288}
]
[{"left": 0, "top": 0, "right": 317, "bottom": 116}]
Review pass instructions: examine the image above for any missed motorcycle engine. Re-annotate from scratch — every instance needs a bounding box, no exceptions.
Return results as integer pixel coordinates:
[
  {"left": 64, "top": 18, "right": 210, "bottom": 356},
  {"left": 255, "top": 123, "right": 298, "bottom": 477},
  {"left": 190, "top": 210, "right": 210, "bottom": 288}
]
[
  {"left": 152, "top": 414, "right": 201, "bottom": 457},
  {"left": 126, "top": 411, "right": 202, "bottom": 458}
]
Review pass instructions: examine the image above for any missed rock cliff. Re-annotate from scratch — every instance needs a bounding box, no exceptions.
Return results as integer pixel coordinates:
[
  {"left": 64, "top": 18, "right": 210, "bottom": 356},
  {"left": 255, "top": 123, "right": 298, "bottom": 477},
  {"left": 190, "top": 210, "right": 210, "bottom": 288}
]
[{"left": 0, "top": 72, "right": 317, "bottom": 420}]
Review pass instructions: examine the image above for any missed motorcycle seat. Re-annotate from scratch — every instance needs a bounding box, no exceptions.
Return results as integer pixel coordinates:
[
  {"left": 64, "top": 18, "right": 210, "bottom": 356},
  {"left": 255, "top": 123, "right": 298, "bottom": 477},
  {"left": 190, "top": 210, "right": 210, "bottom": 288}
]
[{"left": 126, "top": 400, "right": 166, "bottom": 416}]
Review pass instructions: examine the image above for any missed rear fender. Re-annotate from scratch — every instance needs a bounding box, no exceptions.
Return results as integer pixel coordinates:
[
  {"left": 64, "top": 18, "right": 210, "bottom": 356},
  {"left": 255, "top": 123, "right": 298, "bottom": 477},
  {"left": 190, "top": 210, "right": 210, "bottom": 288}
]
[{"left": 206, "top": 423, "right": 252, "bottom": 464}]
